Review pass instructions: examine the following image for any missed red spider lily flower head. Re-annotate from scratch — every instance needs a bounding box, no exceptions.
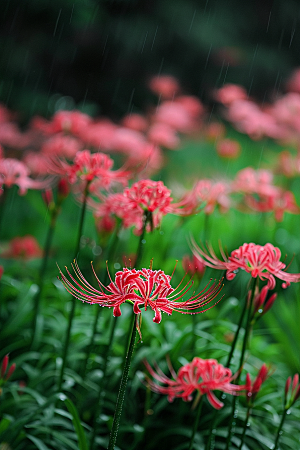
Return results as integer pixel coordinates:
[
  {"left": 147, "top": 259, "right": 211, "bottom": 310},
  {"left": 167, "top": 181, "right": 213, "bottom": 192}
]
[
  {"left": 0, "top": 158, "right": 50, "bottom": 195},
  {"left": 182, "top": 254, "right": 206, "bottom": 279},
  {"left": 148, "top": 75, "right": 180, "bottom": 99},
  {"left": 0, "top": 266, "right": 3, "bottom": 279},
  {"left": 1, "top": 235, "right": 43, "bottom": 260},
  {"left": 216, "top": 139, "right": 241, "bottom": 160},
  {"left": 251, "top": 285, "right": 277, "bottom": 319},
  {"left": 191, "top": 240, "right": 300, "bottom": 289},
  {"left": 144, "top": 357, "right": 244, "bottom": 409},
  {"left": 58, "top": 260, "right": 223, "bottom": 323},
  {"left": 50, "top": 150, "right": 129, "bottom": 189},
  {"left": 97, "top": 179, "right": 173, "bottom": 233},
  {"left": 284, "top": 374, "right": 300, "bottom": 408},
  {"left": 245, "top": 364, "right": 271, "bottom": 405},
  {"left": 192, "top": 180, "right": 231, "bottom": 215}
]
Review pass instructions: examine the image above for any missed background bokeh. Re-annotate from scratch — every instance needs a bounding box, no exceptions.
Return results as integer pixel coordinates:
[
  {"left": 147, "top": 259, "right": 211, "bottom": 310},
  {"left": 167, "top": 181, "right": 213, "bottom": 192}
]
[{"left": 1, "top": 0, "right": 299, "bottom": 121}]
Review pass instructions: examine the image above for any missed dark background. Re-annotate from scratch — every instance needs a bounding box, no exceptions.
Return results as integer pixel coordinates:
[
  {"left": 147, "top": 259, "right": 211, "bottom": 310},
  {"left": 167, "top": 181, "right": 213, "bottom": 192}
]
[{"left": 1, "top": 0, "right": 299, "bottom": 122}]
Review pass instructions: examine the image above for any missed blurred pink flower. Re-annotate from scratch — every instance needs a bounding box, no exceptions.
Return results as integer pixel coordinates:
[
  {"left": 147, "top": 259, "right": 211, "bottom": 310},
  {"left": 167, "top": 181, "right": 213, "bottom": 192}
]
[
  {"left": 148, "top": 123, "right": 180, "bottom": 149},
  {"left": 182, "top": 254, "right": 206, "bottom": 279},
  {"left": 286, "top": 68, "right": 300, "bottom": 93},
  {"left": 144, "top": 357, "right": 244, "bottom": 409},
  {"left": 214, "top": 84, "right": 248, "bottom": 105},
  {"left": 216, "top": 139, "right": 241, "bottom": 159},
  {"left": 154, "top": 101, "right": 195, "bottom": 133},
  {"left": 205, "top": 122, "right": 226, "bottom": 142},
  {"left": 0, "top": 354, "right": 16, "bottom": 384},
  {"left": 58, "top": 260, "right": 223, "bottom": 323},
  {"left": 191, "top": 241, "right": 300, "bottom": 289},
  {"left": 51, "top": 110, "right": 92, "bottom": 135},
  {"left": 121, "top": 114, "right": 148, "bottom": 132},
  {"left": 41, "top": 134, "right": 82, "bottom": 159},
  {"left": 1, "top": 235, "right": 42, "bottom": 259},
  {"left": 148, "top": 75, "right": 180, "bottom": 99},
  {"left": 0, "top": 158, "right": 49, "bottom": 195}
]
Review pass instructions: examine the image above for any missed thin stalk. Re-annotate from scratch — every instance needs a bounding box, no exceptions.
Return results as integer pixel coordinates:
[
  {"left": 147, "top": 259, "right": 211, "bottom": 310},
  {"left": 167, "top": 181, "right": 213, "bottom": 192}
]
[
  {"left": 273, "top": 408, "right": 287, "bottom": 450},
  {"left": 238, "top": 406, "right": 251, "bottom": 450},
  {"left": 57, "top": 181, "right": 90, "bottom": 392},
  {"left": 225, "top": 278, "right": 257, "bottom": 450},
  {"left": 0, "top": 185, "right": 8, "bottom": 238},
  {"left": 135, "top": 210, "right": 151, "bottom": 269},
  {"left": 31, "top": 206, "right": 59, "bottom": 347},
  {"left": 89, "top": 316, "right": 118, "bottom": 450},
  {"left": 206, "top": 294, "right": 249, "bottom": 450},
  {"left": 188, "top": 395, "right": 204, "bottom": 450},
  {"left": 107, "top": 313, "right": 137, "bottom": 450}
]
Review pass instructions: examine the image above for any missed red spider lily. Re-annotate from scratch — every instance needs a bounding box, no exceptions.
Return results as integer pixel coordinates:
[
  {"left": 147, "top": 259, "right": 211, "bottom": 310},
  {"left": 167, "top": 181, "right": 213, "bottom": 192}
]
[
  {"left": 93, "top": 180, "right": 176, "bottom": 234},
  {"left": 216, "top": 139, "right": 241, "bottom": 159},
  {"left": 50, "top": 150, "right": 129, "bottom": 189},
  {"left": 58, "top": 260, "right": 223, "bottom": 323},
  {"left": 285, "top": 374, "right": 300, "bottom": 408},
  {"left": 144, "top": 357, "right": 245, "bottom": 409},
  {"left": 245, "top": 364, "right": 271, "bottom": 405},
  {"left": 191, "top": 240, "right": 300, "bottom": 289}
]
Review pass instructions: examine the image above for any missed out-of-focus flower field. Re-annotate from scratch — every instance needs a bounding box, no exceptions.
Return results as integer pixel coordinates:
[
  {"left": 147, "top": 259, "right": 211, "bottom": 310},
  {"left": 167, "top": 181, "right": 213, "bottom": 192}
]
[{"left": 0, "top": 73, "right": 300, "bottom": 450}]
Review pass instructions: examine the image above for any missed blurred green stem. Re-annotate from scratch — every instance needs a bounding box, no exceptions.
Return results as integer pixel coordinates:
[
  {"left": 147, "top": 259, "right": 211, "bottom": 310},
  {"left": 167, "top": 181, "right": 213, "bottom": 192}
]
[
  {"left": 273, "top": 408, "right": 287, "bottom": 450},
  {"left": 31, "top": 203, "right": 60, "bottom": 348},
  {"left": 225, "top": 278, "right": 257, "bottom": 450},
  {"left": 57, "top": 180, "right": 90, "bottom": 392},
  {"left": 90, "top": 316, "right": 118, "bottom": 450},
  {"left": 188, "top": 395, "right": 204, "bottom": 450},
  {"left": 205, "top": 293, "right": 249, "bottom": 450},
  {"left": 107, "top": 313, "right": 137, "bottom": 450},
  {"left": 135, "top": 210, "right": 152, "bottom": 268},
  {"left": 238, "top": 406, "right": 251, "bottom": 450}
]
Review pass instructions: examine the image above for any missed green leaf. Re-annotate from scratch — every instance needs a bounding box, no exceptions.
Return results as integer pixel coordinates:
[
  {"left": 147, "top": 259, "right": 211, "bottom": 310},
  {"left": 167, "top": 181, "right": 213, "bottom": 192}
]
[{"left": 62, "top": 397, "right": 89, "bottom": 450}]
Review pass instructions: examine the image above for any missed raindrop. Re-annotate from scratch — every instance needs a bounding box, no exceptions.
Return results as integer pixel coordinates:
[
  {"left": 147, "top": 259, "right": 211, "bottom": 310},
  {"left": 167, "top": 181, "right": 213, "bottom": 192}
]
[
  {"left": 53, "top": 9, "right": 62, "bottom": 37},
  {"left": 286, "top": 409, "right": 291, "bottom": 415},
  {"left": 114, "top": 263, "right": 121, "bottom": 269},
  {"left": 142, "top": 239, "right": 146, "bottom": 244},
  {"left": 92, "top": 245, "right": 102, "bottom": 256}
]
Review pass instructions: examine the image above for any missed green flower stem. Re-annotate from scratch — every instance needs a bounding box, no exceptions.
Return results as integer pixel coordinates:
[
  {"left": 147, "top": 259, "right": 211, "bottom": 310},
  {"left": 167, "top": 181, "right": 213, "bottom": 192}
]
[
  {"left": 203, "top": 213, "right": 210, "bottom": 242},
  {"left": 31, "top": 205, "right": 59, "bottom": 347},
  {"left": 238, "top": 406, "right": 251, "bottom": 450},
  {"left": 205, "top": 293, "right": 249, "bottom": 450},
  {"left": 225, "top": 278, "right": 257, "bottom": 450},
  {"left": 89, "top": 316, "right": 118, "bottom": 450},
  {"left": 107, "top": 313, "right": 137, "bottom": 450},
  {"left": 0, "top": 185, "right": 8, "bottom": 238},
  {"left": 57, "top": 181, "right": 90, "bottom": 392},
  {"left": 273, "top": 408, "right": 288, "bottom": 450},
  {"left": 188, "top": 395, "right": 204, "bottom": 450},
  {"left": 135, "top": 210, "right": 152, "bottom": 269}
]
